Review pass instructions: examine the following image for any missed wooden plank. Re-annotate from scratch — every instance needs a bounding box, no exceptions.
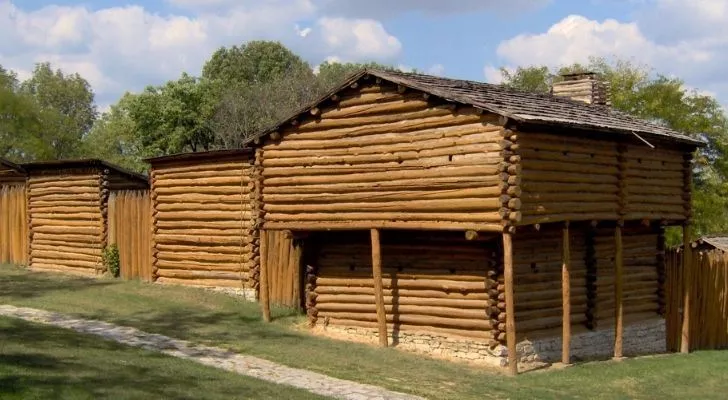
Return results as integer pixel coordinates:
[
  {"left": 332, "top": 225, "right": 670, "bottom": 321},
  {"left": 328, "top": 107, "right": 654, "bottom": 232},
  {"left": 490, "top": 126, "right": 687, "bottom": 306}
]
[
  {"left": 503, "top": 232, "right": 518, "bottom": 376},
  {"left": 562, "top": 222, "right": 571, "bottom": 364},
  {"left": 260, "top": 230, "right": 271, "bottom": 322},
  {"left": 370, "top": 228, "right": 388, "bottom": 347},
  {"left": 681, "top": 224, "right": 692, "bottom": 353},
  {"left": 614, "top": 224, "right": 624, "bottom": 358}
]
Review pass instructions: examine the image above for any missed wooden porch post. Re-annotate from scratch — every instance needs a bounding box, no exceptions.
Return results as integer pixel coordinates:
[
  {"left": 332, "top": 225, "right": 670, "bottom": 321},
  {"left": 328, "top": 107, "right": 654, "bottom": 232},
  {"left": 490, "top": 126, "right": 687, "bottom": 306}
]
[
  {"left": 562, "top": 222, "right": 571, "bottom": 364},
  {"left": 681, "top": 224, "right": 692, "bottom": 353},
  {"left": 503, "top": 231, "right": 518, "bottom": 375},
  {"left": 614, "top": 223, "right": 624, "bottom": 358},
  {"left": 371, "top": 228, "right": 388, "bottom": 347},
  {"left": 260, "top": 230, "right": 271, "bottom": 322}
]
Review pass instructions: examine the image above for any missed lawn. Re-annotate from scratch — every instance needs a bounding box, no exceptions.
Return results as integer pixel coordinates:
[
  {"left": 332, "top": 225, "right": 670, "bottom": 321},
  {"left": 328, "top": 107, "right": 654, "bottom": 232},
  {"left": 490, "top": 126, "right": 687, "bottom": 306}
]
[
  {"left": 0, "top": 316, "right": 325, "bottom": 399},
  {"left": 2, "top": 264, "right": 728, "bottom": 400}
]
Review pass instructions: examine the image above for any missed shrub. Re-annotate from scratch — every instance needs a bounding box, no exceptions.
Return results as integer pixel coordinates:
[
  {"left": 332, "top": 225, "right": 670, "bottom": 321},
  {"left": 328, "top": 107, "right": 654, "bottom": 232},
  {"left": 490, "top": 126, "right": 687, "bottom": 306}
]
[{"left": 103, "top": 244, "right": 121, "bottom": 278}]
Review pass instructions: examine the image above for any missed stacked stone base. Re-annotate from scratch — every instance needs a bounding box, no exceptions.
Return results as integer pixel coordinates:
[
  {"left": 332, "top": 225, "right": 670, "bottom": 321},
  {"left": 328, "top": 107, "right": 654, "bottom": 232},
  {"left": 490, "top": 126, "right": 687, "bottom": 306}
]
[{"left": 315, "top": 318, "right": 667, "bottom": 368}]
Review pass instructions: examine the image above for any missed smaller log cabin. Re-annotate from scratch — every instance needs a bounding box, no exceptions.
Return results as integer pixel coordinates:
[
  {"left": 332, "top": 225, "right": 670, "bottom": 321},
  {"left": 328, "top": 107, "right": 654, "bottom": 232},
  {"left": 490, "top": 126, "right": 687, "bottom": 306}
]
[
  {"left": 0, "top": 158, "right": 28, "bottom": 265},
  {"left": 247, "top": 69, "right": 702, "bottom": 372},
  {"left": 22, "top": 159, "right": 148, "bottom": 276},
  {"left": 146, "top": 150, "right": 258, "bottom": 298},
  {"left": 691, "top": 236, "right": 728, "bottom": 253}
]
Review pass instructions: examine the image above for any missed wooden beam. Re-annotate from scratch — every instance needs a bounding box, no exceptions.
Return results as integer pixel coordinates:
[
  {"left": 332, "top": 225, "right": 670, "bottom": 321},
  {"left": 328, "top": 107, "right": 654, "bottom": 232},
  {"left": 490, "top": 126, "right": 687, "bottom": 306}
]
[
  {"left": 503, "top": 231, "right": 518, "bottom": 375},
  {"left": 371, "top": 228, "right": 388, "bottom": 347},
  {"left": 562, "top": 222, "right": 571, "bottom": 365},
  {"left": 260, "top": 231, "right": 271, "bottom": 322},
  {"left": 614, "top": 223, "right": 624, "bottom": 358},
  {"left": 465, "top": 230, "right": 478, "bottom": 241},
  {"left": 681, "top": 223, "right": 692, "bottom": 353}
]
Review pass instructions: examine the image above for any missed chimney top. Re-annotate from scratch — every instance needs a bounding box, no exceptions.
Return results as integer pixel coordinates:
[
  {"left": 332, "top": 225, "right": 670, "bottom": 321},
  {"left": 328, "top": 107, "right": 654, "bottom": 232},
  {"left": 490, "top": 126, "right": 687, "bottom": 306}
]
[{"left": 552, "top": 71, "right": 610, "bottom": 106}]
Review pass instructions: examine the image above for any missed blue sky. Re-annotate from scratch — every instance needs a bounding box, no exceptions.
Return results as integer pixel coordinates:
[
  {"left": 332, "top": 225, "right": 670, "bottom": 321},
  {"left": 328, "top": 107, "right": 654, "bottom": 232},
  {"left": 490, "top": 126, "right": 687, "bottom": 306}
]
[{"left": 2, "top": 0, "right": 727, "bottom": 110}]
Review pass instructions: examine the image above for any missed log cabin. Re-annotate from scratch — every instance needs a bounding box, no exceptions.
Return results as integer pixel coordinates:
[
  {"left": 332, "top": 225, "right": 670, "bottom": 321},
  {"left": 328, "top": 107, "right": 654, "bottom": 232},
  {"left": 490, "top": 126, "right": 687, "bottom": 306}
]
[
  {"left": 22, "top": 159, "right": 148, "bottom": 276},
  {"left": 246, "top": 69, "right": 702, "bottom": 372},
  {"left": 0, "top": 158, "right": 28, "bottom": 265},
  {"left": 691, "top": 236, "right": 728, "bottom": 253},
  {"left": 146, "top": 149, "right": 257, "bottom": 298}
]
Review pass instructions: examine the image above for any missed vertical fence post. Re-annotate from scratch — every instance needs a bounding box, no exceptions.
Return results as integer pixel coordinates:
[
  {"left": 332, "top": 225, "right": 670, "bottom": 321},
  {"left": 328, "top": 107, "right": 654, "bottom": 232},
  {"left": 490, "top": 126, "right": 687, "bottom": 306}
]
[
  {"left": 562, "top": 222, "right": 571, "bottom": 365},
  {"left": 370, "top": 228, "right": 388, "bottom": 347}
]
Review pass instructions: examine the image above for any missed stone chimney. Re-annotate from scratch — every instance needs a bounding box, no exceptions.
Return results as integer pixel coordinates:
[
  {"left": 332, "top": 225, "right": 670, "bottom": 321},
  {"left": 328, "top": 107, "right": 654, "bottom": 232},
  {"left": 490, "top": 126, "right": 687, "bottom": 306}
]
[{"left": 552, "top": 72, "right": 611, "bottom": 106}]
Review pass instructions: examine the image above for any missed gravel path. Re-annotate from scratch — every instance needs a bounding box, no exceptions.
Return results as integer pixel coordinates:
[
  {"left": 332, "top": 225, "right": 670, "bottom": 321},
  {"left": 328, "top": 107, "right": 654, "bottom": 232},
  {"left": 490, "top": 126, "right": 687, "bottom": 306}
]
[{"left": 0, "top": 304, "right": 424, "bottom": 400}]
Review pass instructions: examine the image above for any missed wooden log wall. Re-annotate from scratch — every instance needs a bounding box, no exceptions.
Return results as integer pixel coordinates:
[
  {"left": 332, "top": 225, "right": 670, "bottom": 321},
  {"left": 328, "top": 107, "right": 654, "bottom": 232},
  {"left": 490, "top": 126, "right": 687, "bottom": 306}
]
[
  {"left": 594, "top": 226, "right": 659, "bottom": 326},
  {"left": 513, "top": 228, "right": 588, "bottom": 338},
  {"left": 666, "top": 249, "right": 728, "bottom": 351},
  {"left": 0, "top": 184, "right": 28, "bottom": 265},
  {"left": 311, "top": 230, "right": 501, "bottom": 343},
  {"left": 108, "top": 190, "right": 152, "bottom": 281},
  {"left": 27, "top": 168, "right": 104, "bottom": 275},
  {"left": 151, "top": 156, "right": 254, "bottom": 289},
  {"left": 260, "top": 81, "right": 511, "bottom": 232},
  {"left": 518, "top": 132, "right": 690, "bottom": 225}
]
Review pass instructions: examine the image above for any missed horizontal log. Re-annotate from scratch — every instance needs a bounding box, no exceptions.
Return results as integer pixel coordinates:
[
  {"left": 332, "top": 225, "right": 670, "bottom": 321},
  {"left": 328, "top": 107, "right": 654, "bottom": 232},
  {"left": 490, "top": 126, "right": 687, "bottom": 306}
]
[
  {"left": 29, "top": 263, "right": 98, "bottom": 276},
  {"left": 154, "top": 186, "right": 246, "bottom": 196},
  {"left": 156, "top": 268, "right": 245, "bottom": 281},
  {"left": 30, "top": 217, "right": 101, "bottom": 227},
  {"left": 521, "top": 181, "right": 617, "bottom": 194},
  {"left": 263, "top": 220, "right": 504, "bottom": 232},
  {"left": 265, "top": 165, "right": 498, "bottom": 187},
  {"left": 155, "top": 259, "right": 246, "bottom": 272},
  {"left": 31, "top": 239, "right": 102, "bottom": 249},
  {"left": 319, "top": 270, "right": 489, "bottom": 283},
  {"left": 325, "top": 317, "right": 494, "bottom": 340},
  {"left": 316, "top": 277, "right": 486, "bottom": 291},
  {"left": 31, "top": 244, "right": 102, "bottom": 257},
  {"left": 316, "top": 302, "right": 490, "bottom": 320},
  {"left": 31, "top": 257, "right": 100, "bottom": 269},
  {"left": 31, "top": 232, "right": 101, "bottom": 244},
  {"left": 519, "top": 212, "right": 619, "bottom": 225},
  {"left": 623, "top": 177, "right": 683, "bottom": 188},
  {"left": 152, "top": 194, "right": 248, "bottom": 204},
  {"left": 265, "top": 198, "right": 504, "bottom": 213},
  {"left": 151, "top": 161, "right": 249, "bottom": 176},
  {"left": 29, "top": 187, "right": 99, "bottom": 197},
  {"left": 314, "top": 294, "right": 492, "bottom": 309},
  {"left": 154, "top": 234, "right": 244, "bottom": 246},
  {"left": 154, "top": 243, "right": 248, "bottom": 254},
  {"left": 320, "top": 96, "right": 430, "bottom": 119},
  {"left": 155, "top": 220, "right": 251, "bottom": 230},
  {"left": 31, "top": 225, "right": 101, "bottom": 236},
  {"left": 269, "top": 113, "right": 485, "bottom": 145},
  {"left": 28, "top": 179, "right": 100, "bottom": 189},
  {"left": 152, "top": 168, "right": 250, "bottom": 181},
  {"left": 317, "top": 311, "right": 493, "bottom": 330},
  {"left": 154, "top": 176, "right": 249, "bottom": 188},
  {"left": 31, "top": 250, "right": 101, "bottom": 263},
  {"left": 289, "top": 107, "right": 462, "bottom": 134},
  {"left": 155, "top": 276, "right": 246, "bottom": 288},
  {"left": 28, "top": 194, "right": 99, "bottom": 202},
  {"left": 155, "top": 203, "right": 251, "bottom": 213},
  {"left": 522, "top": 192, "right": 618, "bottom": 203},
  {"left": 264, "top": 187, "right": 504, "bottom": 204},
  {"left": 28, "top": 174, "right": 99, "bottom": 185},
  {"left": 522, "top": 160, "right": 619, "bottom": 175},
  {"left": 264, "top": 175, "right": 504, "bottom": 195},
  {"left": 157, "top": 251, "right": 250, "bottom": 263},
  {"left": 266, "top": 211, "right": 505, "bottom": 223},
  {"left": 521, "top": 170, "right": 619, "bottom": 184},
  {"left": 155, "top": 211, "right": 250, "bottom": 221},
  {"left": 30, "top": 212, "right": 101, "bottom": 220},
  {"left": 314, "top": 286, "right": 491, "bottom": 300}
]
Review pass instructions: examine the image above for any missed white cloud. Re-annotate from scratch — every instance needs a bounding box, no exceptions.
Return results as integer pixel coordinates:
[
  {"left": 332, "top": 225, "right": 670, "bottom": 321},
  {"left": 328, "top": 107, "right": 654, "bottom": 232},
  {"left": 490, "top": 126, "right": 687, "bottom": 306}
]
[
  {"left": 317, "top": 17, "right": 401, "bottom": 60},
  {"left": 483, "top": 65, "right": 505, "bottom": 84},
  {"left": 317, "top": 0, "right": 549, "bottom": 18},
  {"left": 0, "top": 1, "right": 403, "bottom": 106},
  {"left": 490, "top": 4, "right": 728, "bottom": 102},
  {"left": 427, "top": 63, "right": 445, "bottom": 76}
]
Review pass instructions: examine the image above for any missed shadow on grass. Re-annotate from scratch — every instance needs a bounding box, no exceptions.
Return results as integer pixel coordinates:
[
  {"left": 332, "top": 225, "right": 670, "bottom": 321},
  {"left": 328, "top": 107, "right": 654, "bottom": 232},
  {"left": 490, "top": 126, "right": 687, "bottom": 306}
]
[
  {"left": 0, "top": 317, "right": 316, "bottom": 400},
  {"left": 0, "top": 265, "right": 113, "bottom": 300}
]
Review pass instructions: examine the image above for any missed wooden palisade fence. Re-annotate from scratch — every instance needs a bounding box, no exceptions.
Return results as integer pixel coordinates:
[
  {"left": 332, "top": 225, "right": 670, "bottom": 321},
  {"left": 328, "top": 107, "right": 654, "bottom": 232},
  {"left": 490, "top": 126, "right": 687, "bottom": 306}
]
[
  {"left": 666, "top": 249, "right": 728, "bottom": 351},
  {"left": 0, "top": 185, "right": 28, "bottom": 265},
  {"left": 108, "top": 190, "right": 153, "bottom": 281}
]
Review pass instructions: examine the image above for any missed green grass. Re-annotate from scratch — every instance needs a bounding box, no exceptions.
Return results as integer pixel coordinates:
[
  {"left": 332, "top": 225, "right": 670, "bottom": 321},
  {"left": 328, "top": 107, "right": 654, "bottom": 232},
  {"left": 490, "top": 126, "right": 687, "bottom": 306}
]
[
  {"left": 2, "top": 264, "right": 728, "bottom": 399},
  {"left": 0, "top": 316, "right": 325, "bottom": 400}
]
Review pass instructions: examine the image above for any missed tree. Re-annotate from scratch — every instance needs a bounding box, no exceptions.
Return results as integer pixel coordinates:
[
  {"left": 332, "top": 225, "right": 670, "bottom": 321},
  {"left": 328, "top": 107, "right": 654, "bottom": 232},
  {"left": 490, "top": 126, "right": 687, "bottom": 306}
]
[
  {"left": 16, "top": 63, "right": 97, "bottom": 160},
  {"left": 83, "top": 94, "right": 146, "bottom": 172},
  {"left": 202, "top": 41, "right": 313, "bottom": 86},
  {"left": 500, "top": 57, "right": 728, "bottom": 241},
  {"left": 0, "top": 66, "right": 41, "bottom": 161},
  {"left": 127, "top": 73, "right": 216, "bottom": 156}
]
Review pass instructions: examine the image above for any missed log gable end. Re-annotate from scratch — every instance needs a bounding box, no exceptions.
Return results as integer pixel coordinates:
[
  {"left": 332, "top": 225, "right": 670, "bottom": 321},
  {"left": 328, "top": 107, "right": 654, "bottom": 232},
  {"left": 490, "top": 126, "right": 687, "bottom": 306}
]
[{"left": 260, "top": 81, "right": 512, "bottom": 232}]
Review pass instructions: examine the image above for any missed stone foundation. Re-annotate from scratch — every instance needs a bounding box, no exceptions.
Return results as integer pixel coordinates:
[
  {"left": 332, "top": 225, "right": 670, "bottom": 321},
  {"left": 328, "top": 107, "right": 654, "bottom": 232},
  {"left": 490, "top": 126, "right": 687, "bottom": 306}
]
[
  {"left": 315, "top": 317, "right": 666, "bottom": 368},
  {"left": 519, "top": 318, "right": 667, "bottom": 363}
]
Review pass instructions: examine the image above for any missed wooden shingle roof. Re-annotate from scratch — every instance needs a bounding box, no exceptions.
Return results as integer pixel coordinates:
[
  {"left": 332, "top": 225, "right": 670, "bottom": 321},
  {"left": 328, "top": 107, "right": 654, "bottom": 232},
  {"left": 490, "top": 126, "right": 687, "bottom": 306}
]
[
  {"left": 22, "top": 158, "right": 148, "bottom": 184},
  {"left": 248, "top": 69, "right": 702, "bottom": 147},
  {"left": 692, "top": 236, "right": 728, "bottom": 252}
]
